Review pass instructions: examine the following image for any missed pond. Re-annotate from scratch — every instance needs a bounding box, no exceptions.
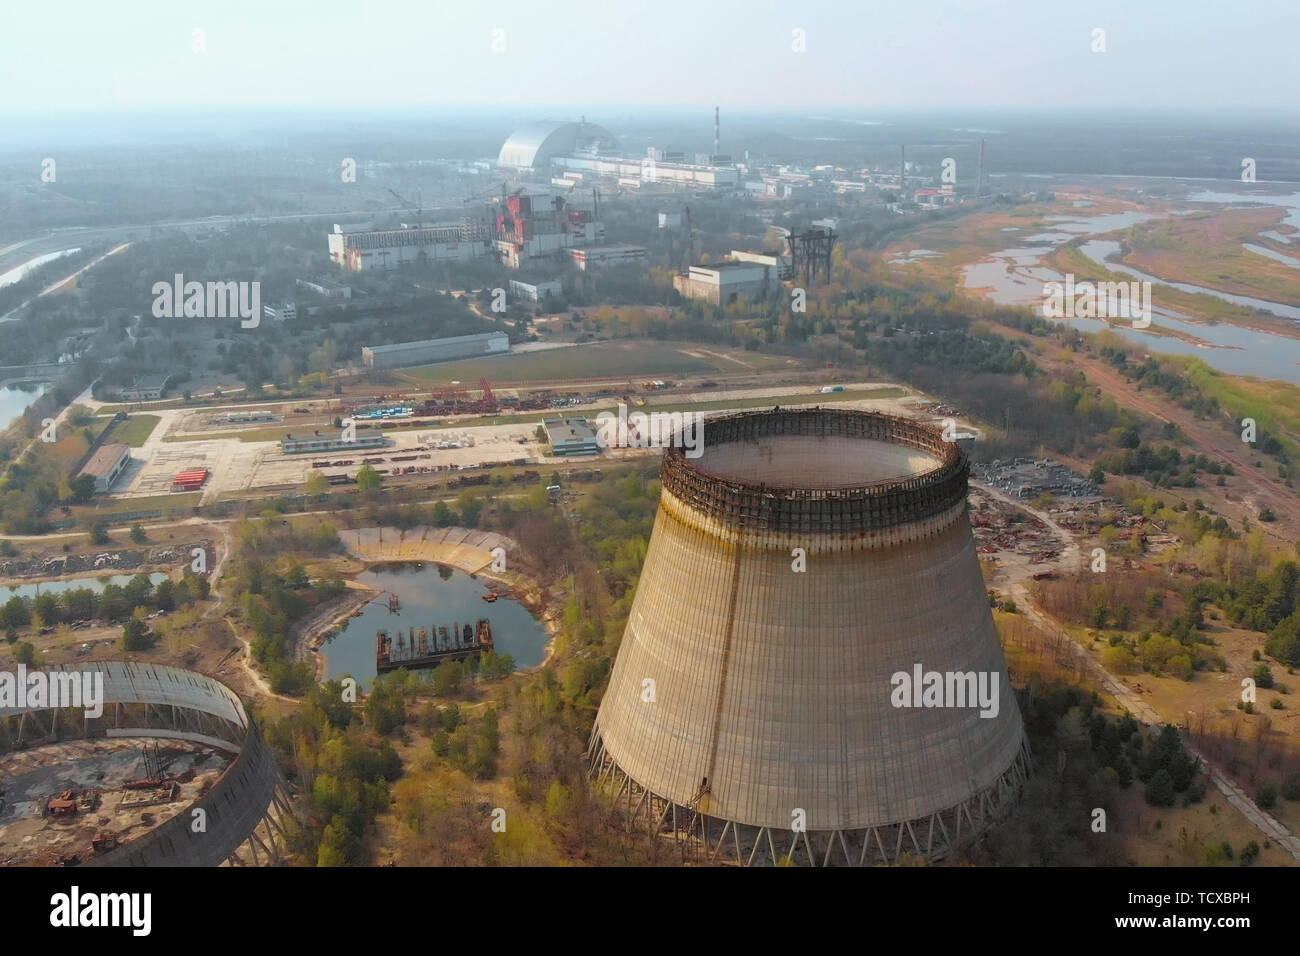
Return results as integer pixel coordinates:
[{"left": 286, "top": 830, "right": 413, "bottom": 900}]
[
  {"left": 0, "top": 382, "right": 48, "bottom": 432},
  {"left": 319, "top": 562, "right": 551, "bottom": 686},
  {"left": 1, "top": 572, "right": 168, "bottom": 600}
]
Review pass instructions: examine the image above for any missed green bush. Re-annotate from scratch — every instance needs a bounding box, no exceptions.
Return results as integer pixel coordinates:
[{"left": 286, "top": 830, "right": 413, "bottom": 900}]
[
  {"left": 1257, "top": 780, "right": 1278, "bottom": 810},
  {"left": 1145, "top": 769, "right": 1176, "bottom": 807},
  {"left": 1283, "top": 772, "right": 1300, "bottom": 801}
]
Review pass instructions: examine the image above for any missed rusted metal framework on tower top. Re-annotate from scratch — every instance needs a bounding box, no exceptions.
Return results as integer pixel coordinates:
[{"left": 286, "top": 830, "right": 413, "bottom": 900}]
[
  {"left": 660, "top": 408, "right": 969, "bottom": 535},
  {"left": 787, "top": 226, "right": 836, "bottom": 285}
]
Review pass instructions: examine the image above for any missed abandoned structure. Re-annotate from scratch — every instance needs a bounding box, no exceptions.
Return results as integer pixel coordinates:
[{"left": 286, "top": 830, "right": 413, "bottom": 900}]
[
  {"left": 589, "top": 407, "right": 1030, "bottom": 865},
  {"left": 0, "top": 662, "right": 293, "bottom": 866}
]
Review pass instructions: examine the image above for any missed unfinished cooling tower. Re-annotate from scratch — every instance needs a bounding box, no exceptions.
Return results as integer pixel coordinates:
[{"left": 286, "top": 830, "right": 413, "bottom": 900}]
[{"left": 589, "top": 408, "right": 1030, "bottom": 866}]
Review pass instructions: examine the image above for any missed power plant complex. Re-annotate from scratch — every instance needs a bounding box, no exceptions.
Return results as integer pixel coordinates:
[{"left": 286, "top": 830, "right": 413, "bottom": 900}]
[
  {"left": 327, "top": 114, "right": 740, "bottom": 274},
  {"left": 589, "top": 408, "right": 1030, "bottom": 866}
]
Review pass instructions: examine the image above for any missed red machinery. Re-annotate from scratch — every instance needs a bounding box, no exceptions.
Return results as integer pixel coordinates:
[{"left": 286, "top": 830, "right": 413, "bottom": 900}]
[{"left": 173, "top": 468, "right": 209, "bottom": 492}]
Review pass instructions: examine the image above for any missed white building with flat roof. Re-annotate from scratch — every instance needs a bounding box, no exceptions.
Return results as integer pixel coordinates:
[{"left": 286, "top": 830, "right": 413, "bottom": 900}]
[
  {"left": 329, "top": 222, "right": 494, "bottom": 272},
  {"left": 509, "top": 278, "right": 563, "bottom": 302},
  {"left": 79, "top": 443, "right": 132, "bottom": 494},
  {"left": 730, "top": 250, "right": 793, "bottom": 280},
  {"left": 568, "top": 244, "right": 648, "bottom": 270},
  {"left": 673, "top": 262, "right": 775, "bottom": 306}
]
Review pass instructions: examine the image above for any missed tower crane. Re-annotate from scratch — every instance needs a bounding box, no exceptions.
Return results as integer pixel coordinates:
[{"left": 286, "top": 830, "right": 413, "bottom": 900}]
[
  {"left": 386, "top": 187, "right": 424, "bottom": 227},
  {"left": 462, "top": 181, "right": 509, "bottom": 207},
  {"left": 680, "top": 205, "right": 694, "bottom": 274}
]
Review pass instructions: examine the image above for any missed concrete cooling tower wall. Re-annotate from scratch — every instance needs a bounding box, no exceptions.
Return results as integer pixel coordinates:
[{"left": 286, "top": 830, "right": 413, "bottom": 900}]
[
  {"left": 0, "top": 661, "right": 294, "bottom": 867},
  {"left": 589, "top": 408, "right": 1030, "bottom": 866}
]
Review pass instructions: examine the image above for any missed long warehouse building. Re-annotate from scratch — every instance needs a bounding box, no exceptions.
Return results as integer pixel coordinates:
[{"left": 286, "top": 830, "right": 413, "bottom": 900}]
[
  {"left": 328, "top": 221, "right": 495, "bottom": 272},
  {"left": 361, "top": 331, "right": 509, "bottom": 369}
]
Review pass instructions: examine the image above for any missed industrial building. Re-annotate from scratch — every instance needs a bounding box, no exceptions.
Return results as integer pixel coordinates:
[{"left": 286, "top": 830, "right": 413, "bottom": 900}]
[
  {"left": 729, "top": 249, "right": 794, "bottom": 279},
  {"left": 672, "top": 261, "right": 776, "bottom": 305},
  {"left": 262, "top": 302, "right": 296, "bottom": 323},
  {"left": 568, "top": 244, "right": 648, "bottom": 270},
  {"left": 589, "top": 408, "right": 1029, "bottom": 866},
  {"left": 296, "top": 278, "right": 352, "bottom": 299},
  {"left": 555, "top": 154, "right": 739, "bottom": 188},
  {"left": 361, "top": 331, "right": 509, "bottom": 369},
  {"left": 279, "top": 434, "right": 389, "bottom": 455},
  {"left": 493, "top": 193, "right": 604, "bottom": 269},
  {"left": 328, "top": 221, "right": 494, "bottom": 272},
  {"left": 543, "top": 418, "right": 601, "bottom": 456},
  {"left": 116, "top": 374, "right": 172, "bottom": 402},
  {"left": 79, "top": 443, "right": 132, "bottom": 493},
  {"left": 508, "top": 278, "right": 562, "bottom": 302}
]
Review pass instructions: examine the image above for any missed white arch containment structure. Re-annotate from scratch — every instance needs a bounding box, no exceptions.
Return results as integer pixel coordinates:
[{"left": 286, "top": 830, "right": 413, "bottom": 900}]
[
  {"left": 0, "top": 661, "right": 295, "bottom": 867},
  {"left": 497, "top": 120, "right": 620, "bottom": 170}
]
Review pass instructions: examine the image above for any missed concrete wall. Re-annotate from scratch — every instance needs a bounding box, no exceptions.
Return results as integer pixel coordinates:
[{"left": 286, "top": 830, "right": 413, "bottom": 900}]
[{"left": 592, "top": 412, "right": 1027, "bottom": 834}]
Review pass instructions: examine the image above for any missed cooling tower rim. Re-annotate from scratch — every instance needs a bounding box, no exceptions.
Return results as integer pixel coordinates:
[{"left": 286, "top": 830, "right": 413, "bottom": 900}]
[{"left": 661, "top": 407, "right": 968, "bottom": 535}]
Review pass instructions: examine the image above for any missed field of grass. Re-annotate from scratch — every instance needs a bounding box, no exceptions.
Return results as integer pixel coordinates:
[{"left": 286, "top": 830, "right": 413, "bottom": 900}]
[
  {"left": 995, "top": 610, "right": 1289, "bottom": 865},
  {"left": 1042, "top": 245, "right": 1288, "bottom": 338},
  {"left": 1176, "top": 357, "right": 1300, "bottom": 453},
  {"left": 879, "top": 193, "right": 1142, "bottom": 286},
  {"left": 1121, "top": 206, "right": 1300, "bottom": 307},
  {"left": 394, "top": 340, "right": 796, "bottom": 386},
  {"left": 67, "top": 493, "right": 201, "bottom": 521},
  {"left": 1110, "top": 778, "right": 1293, "bottom": 867},
  {"left": 99, "top": 414, "right": 161, "bottom": 447},
  {"left": 414, "top": 386, "right": 909, "bottom": 431},
  {"left": 639, "top": 386, "right": 907, "bottom": 415}
]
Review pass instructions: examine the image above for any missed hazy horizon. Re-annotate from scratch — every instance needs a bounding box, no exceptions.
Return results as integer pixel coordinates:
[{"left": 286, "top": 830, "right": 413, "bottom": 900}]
[{"left": 5, "top": 0, "right": 1297, "bottom": 116}]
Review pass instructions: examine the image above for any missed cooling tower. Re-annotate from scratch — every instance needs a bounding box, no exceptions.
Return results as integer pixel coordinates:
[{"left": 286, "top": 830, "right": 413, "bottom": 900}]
[{"left": 589, "top": 408, "right": 1030, "bottom": 866}]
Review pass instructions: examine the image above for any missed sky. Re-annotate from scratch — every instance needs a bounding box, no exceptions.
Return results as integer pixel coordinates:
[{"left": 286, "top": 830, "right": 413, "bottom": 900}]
[{"left": 3, "top": 0, "right": 1299, "bottom": 115}]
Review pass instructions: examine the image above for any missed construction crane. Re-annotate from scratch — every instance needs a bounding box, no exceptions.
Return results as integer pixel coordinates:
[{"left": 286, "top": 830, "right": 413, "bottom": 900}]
[
  {"left": 680, "top": 205, "right": 694, "bottom": 274},
  {"left": 478, "top": 377, "right": 498, "bottom": 413},
  {"left": 386, "top": 187, "right": 424, "bottom": 227},
  {"left": 462, "top": 181, "right": 509, "bottom": 207}
]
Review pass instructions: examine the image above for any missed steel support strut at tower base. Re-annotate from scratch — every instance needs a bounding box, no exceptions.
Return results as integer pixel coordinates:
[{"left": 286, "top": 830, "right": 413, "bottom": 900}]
[
  {"left": 589, "top": 734, "right": 1032, "bottom": 866},
  {"left": 589, "top": 408, "right": 1031, "bottom": 865}
]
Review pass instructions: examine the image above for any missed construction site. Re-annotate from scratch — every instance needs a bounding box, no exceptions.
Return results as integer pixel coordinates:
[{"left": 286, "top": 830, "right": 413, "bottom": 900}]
[
  {"left": 974, "top": 457, "right": 1105, "bottom": 501},
  {"left": 0, "top": 663, "right": 294, "bottom": 867},
  {"left": 93, "top": 372, "right": 952, "bottom": 506},
  {"left": 0, "top": 739, "right": 230, "bottom": 867}
]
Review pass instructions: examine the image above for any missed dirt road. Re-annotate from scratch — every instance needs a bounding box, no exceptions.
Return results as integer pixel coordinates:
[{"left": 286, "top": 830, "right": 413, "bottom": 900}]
[{"left": 979, "top": 483, "right": 1300, "bottom": 861}]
